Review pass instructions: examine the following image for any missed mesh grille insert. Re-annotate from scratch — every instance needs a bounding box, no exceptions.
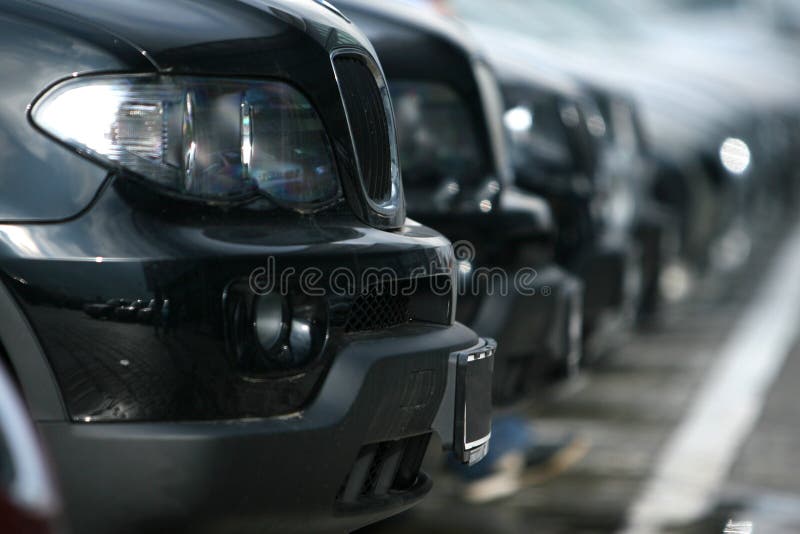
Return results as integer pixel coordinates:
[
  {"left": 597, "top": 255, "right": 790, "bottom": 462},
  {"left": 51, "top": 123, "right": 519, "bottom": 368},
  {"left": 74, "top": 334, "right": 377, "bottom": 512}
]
[
  {"left": 334, "top": 56, "right": 393, "bottom": 204},
  {"left": 345, "top": 286, "right": 411, "bottom": 333}
]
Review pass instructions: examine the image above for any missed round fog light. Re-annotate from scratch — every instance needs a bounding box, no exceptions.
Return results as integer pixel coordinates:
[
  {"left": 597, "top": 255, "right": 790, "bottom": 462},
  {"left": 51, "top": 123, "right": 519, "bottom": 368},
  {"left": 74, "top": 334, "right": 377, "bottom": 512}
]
[
  {"left": 251, "top": 293, "right": 328, "bottom": 370},
  {"left": 254, "top": 293, "right": 286, "bottom": 351},
  {"left": 224, "top": 279, "right": 328, "bottom": 374}
]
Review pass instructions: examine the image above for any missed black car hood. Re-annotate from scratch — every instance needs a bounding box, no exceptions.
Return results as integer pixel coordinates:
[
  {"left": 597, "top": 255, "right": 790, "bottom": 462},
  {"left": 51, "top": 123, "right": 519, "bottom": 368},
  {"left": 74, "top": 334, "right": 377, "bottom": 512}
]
[{"left": 29, "top": 0, "right": 375, "bottom": 72}]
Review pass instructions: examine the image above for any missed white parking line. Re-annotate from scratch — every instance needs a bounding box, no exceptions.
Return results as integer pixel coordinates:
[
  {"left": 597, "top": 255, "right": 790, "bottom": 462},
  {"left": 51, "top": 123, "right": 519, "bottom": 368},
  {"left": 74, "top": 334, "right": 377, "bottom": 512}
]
[{"left": 622, "top": 224, "right": 800, "bottom": 534}]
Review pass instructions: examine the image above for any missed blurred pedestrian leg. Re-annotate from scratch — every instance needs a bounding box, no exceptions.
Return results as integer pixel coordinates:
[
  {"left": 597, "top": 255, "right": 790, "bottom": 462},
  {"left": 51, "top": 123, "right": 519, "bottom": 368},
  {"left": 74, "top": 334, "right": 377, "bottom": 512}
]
[{"left": 451, "top": 415, "right": 590, "bottom": 504}]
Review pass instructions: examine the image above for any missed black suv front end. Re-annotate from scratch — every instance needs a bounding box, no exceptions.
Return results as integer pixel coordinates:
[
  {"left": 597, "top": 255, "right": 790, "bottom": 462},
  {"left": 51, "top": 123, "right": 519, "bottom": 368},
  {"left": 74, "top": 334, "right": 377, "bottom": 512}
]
[{"left": 0, "top": 1, "right": 494, "bottom": 532}]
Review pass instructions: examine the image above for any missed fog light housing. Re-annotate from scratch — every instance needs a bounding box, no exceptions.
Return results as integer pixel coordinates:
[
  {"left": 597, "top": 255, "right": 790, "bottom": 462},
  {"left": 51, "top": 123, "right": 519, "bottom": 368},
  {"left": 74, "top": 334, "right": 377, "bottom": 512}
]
[{"left": 224, "top": 281, "right": 328, "bottom": 374}]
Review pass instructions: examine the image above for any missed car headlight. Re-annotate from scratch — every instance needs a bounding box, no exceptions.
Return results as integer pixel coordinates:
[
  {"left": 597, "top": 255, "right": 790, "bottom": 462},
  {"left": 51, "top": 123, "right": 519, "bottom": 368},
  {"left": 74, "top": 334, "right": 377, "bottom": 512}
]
[
  {"left": 31, "top": 75, "right": 341, "bottom": 208},
  {"left": 719, "top": 137, "right": 752, "bottom": 176},
  {"left": 502, "top": 93, "right": 576, "bottom": 176},
  {"left": 390, "top": 81, "right": 483, "bottom": 189}
]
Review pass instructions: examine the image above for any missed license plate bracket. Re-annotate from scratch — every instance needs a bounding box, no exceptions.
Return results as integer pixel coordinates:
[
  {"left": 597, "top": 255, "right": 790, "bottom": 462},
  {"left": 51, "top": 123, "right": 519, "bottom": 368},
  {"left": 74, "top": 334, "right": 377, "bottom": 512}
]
[
  {"left": 432, "top": 338, "right": 495, "bottom": 465},
  {"left": 454, "top": 342, "right": 494, "bottom": 464}
]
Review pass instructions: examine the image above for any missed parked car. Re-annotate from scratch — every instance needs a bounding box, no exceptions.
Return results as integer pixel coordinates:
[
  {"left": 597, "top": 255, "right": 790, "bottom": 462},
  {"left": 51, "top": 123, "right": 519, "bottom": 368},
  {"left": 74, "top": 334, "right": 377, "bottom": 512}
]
[
  {"left": 0, "top": 359, "right": 61, "bottom": 534},
  {"left": 0, "top": 1, "right": 495, "bottom": 532},
  {"left": 337, "top": 0, "right": 584, "bottom": 402},
  {"left": 113, "top": 299, "right": 148, "bottom": 322},
  {"left": 585, "top": 88, "right": 679, "bottom": 322},
  {"left": 135, "top": 298, "right": 159, "bottom": 324},
  {"left": 497, "top": 64, "right": 651, "bottom": 356},
  {"left": 82, "top": 298, "right": 120, "bottom": 320}
]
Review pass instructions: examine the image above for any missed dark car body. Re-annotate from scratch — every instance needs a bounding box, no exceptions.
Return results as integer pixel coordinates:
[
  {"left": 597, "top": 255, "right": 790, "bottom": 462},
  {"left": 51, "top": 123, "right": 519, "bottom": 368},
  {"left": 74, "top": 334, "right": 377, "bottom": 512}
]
[
  {"left": 585, "top": 87, "right": 684, "bottom": 320},
  {"left": 0, "top": 1, "right": 494, "bottom": 532},
  {"left": 337, "top": 0, "right": 584, "bottom": 403},
  {"left": 340, "top": 0, "right": 639, "bottom": 360},
  {"left": 496, "top": 61, "right": 645, "bottom": 354}
]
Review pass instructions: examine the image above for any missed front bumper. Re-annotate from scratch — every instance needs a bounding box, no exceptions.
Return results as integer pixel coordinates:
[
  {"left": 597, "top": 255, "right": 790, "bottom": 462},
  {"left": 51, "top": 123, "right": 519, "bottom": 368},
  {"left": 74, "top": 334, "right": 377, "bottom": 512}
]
[
  {"left": 36, "top": 325, "right": 489, "bottom": 534},
  {"left": 573, "top": 236, "right": 641, "bottom": 356},
  {"left": 0, "top": 183, "right": 495, "bottom": 533},
  {"left": 458, "top": 264, "right": 583, "bottom": 405}
]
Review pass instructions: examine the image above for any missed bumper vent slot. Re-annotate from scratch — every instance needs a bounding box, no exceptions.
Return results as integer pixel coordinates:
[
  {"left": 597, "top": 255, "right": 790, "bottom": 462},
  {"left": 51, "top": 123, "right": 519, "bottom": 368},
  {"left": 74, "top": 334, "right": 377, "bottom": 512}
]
[
  {"left": 336, "top": 433, "right": 431, "bottom": 508},
  {"left": 333, "top": 56, "right": 393, "bottom": 204}
]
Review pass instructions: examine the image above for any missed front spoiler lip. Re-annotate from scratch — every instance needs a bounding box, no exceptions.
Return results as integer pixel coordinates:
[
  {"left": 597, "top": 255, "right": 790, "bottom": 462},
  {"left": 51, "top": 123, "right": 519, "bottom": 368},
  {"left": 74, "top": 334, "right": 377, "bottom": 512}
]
[{"left": 467, "top": 264, "right": 582, "bottom": 363}]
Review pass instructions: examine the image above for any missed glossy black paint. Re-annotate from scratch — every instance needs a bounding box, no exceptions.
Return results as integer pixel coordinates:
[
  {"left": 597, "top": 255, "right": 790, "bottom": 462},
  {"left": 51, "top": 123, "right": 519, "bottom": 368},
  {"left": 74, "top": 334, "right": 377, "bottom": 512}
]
[
  {"left": 0, "top": 0, "right": 424, "bottom": 418},
  {"left": 3, "top": 178, "right": 457, "bottom": 423},
  {"left": 0, "top": 1, "right": 149, "bottom": 221},
  {"left": 0, "top": 1, "right": 486, "bottom": 532}
]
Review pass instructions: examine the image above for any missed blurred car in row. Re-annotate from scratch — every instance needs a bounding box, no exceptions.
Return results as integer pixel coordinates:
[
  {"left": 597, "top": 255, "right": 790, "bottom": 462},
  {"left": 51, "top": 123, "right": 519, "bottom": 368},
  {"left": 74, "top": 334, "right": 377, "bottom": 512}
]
[
  {"left": 338, "top": 0, "right": 585, "bottom": 405},
  {"left": 334, "top": 0, "right": 683, "bottom": 510},
  {"left": 496, "top": 65, "right": 651, "bottom": 348}
]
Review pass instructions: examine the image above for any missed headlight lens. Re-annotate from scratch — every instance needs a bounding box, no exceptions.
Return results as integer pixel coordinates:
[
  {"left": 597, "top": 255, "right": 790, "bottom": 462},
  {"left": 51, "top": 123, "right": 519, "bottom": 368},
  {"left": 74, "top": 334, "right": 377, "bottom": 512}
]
[
  {"left": 502, "top": 94, "right": 575, "bottom": 173},
  {"left": 719, "top": 137, "right": 752, "bottom": 176},
  {"left": 390, "top": 81, "right": 483, "bottom": 187},
  {"left": 31, "top": 75, "right": 341, "bottom": 207}
]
